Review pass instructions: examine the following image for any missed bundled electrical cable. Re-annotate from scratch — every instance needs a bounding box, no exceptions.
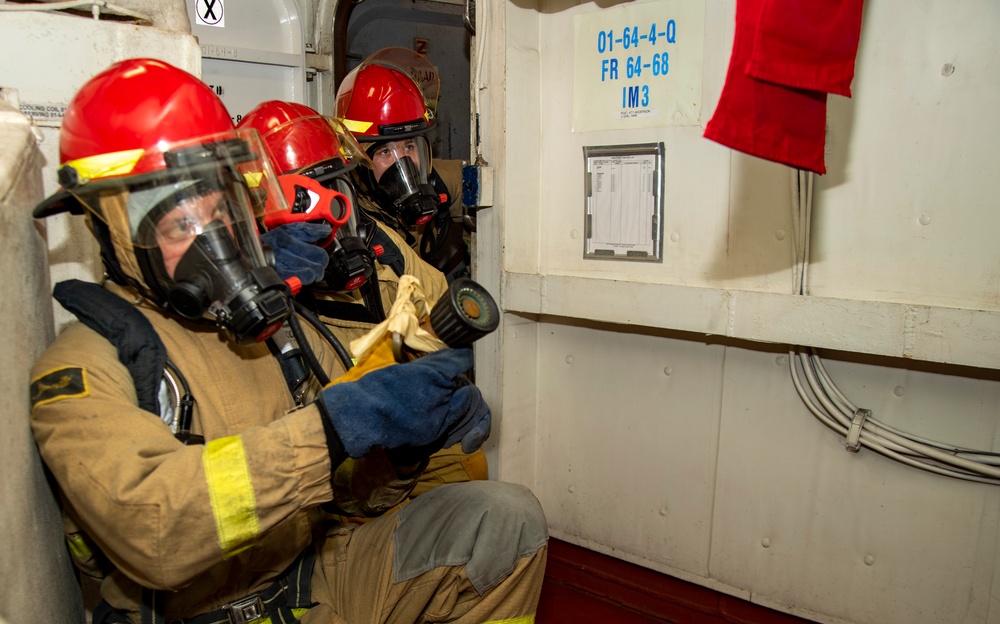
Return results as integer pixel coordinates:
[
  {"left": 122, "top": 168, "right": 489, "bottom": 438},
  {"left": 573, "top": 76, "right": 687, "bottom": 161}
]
[
  {"left": 789, "top": 347, "right": 1000, "bottom": 484},
  {"left": 788, "top": 170, "right": 1000, "bottom": 485}
]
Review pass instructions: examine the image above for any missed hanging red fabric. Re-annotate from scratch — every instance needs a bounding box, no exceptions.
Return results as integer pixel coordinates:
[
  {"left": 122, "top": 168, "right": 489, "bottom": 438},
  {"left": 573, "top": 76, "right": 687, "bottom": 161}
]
[
  {"left": 703, "top": 0, "right": 865, "bottom": 174},
  {"left": 748, "top": 0, "right": 865, "bottom": 97}
]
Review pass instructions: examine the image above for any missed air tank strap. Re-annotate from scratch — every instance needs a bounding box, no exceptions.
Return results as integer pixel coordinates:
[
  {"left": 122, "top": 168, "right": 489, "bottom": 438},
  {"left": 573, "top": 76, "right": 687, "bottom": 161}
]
[{"left": 53, "top": 279, "right": 166, "bottom": 415}]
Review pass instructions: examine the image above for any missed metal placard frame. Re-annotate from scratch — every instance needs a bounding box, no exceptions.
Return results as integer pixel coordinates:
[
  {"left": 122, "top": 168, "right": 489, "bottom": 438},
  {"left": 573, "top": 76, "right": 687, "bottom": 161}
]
[{"left": 583, "top": 142, "right": 664, "bottom": 262}]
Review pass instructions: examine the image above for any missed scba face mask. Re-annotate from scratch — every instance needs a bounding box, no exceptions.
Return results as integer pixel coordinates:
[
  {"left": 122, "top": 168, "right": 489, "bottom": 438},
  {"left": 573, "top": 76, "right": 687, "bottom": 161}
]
[
  {"left": 122, "top": 135, "right": 293, "bottom": 343},
  {"left": 369, "top": 136, "right": 439, "bottom": 227},
  {"left": 322, "top": 175, "right": 376, "bottom": 291}
]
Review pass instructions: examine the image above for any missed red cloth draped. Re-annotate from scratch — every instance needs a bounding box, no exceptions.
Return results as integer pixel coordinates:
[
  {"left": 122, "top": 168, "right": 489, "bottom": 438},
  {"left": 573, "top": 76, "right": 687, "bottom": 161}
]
[{"left": 704, "top": 0, "right": 865, "bottom": 174}]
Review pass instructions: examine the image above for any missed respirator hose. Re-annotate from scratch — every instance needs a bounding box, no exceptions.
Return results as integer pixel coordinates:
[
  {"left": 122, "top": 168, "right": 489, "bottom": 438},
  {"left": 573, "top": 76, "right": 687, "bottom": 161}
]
[{"left": 287, "top": 300, "right": 356, "bottom": 384}]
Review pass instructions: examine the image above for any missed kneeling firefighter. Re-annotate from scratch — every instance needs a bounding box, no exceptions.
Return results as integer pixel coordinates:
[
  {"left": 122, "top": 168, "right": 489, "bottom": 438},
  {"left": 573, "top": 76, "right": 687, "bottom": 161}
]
[
  {"left": 29, "top": 58, "right": 547, "bottom": 623},
  {"left": 238, "top": 99, "right": 490, "bottom": 498}
]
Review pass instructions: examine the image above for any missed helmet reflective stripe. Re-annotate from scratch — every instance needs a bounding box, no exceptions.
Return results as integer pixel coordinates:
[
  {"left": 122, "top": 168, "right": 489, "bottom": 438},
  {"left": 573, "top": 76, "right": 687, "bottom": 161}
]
[
  {"left": 341, "top": 118, "right": 374, "bottom": 135},
  {"left": 63, "top": 148, "right": 146, "bottom": 184}
]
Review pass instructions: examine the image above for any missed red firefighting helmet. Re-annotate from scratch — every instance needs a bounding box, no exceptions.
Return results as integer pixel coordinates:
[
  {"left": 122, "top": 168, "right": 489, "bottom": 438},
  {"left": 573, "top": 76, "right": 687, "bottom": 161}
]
[
  {"left": 237, "top": 100, "right": 370, "bottom": 182},
  {"left": 335, "top": 47, "right": 440, "bottom": 141},
  {"left": 35, "top": 58, "right": 238, "bottom": 217}
]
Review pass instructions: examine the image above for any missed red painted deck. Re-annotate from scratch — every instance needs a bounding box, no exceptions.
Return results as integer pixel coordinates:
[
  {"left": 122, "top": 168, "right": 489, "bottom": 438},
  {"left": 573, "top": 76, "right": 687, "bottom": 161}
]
[{"left": 536, "top": 539, "right": 816, "bottom": 624}]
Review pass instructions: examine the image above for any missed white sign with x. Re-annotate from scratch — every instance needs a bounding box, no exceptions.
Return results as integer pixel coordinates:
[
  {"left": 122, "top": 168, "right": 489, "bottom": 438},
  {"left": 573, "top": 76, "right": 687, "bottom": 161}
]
[{"left": 195, "top": 0, "right": 225, "bottom": 28}]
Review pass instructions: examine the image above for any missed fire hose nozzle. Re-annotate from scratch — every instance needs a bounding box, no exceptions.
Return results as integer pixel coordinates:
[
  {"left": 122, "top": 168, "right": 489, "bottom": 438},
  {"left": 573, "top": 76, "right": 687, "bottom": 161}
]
[
  {"left": 429, "top": 277, "right": 499, "bottom": 349},
  {"left": 390, "top": 277, "right": 500, "bottom": 363}
]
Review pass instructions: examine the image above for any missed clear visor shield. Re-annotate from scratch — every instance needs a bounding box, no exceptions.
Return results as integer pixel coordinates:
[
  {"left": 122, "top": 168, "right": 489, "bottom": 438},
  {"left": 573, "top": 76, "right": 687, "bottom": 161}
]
[
  {"left": 329, "top": 176, "right": 362, "bottom": 240},
  {"left": 131, "top": 183, "right": 264, "bottom": 277},
  {"left": 70, "top": 129, "right": 292, "bottom": 342},
  {"left": 73, "top": 130, "right": 285, "bottom": 256},
  {"left": 370, "top": 136, "right": 431, "bottom": 186}
]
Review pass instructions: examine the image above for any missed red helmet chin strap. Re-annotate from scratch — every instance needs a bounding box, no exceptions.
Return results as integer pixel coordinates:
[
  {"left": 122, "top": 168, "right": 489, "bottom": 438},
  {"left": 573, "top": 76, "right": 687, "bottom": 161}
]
[{"left": 263, "top": 174, "right": 354, "bottom": 248}]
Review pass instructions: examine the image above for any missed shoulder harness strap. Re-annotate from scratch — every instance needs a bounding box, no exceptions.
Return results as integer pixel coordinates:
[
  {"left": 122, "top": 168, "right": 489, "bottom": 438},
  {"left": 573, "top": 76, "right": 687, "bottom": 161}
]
[{"left": 53, "top": 279, "right": 166, "bottom": 416}]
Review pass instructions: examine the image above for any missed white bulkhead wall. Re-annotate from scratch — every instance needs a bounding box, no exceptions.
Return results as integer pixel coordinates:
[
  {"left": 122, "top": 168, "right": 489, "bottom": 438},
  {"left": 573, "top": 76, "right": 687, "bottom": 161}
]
[
  {"left": 185, "top": 0, "right": 308, "bottom": 123},
  {"left": 474, "top": 0, "right": 1000, "bottom": 623}
]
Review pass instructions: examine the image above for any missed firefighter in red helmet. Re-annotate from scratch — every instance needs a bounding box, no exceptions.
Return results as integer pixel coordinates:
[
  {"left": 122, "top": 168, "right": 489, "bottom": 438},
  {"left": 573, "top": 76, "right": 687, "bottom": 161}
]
[
  {"left": 238, "top": 100, "right": 378, "bottom": 294},
  {"left": 35, "top": 59, "right": 293, "bottom": 344},
  {"left": 239, "top": 100, "right": 489, "bottom": 499},
  {"left": 29, "top": 58, "right": 547, "bottom": 623},
  {"left": 336, "top": 47, "right": 471, "bottom": 283}
]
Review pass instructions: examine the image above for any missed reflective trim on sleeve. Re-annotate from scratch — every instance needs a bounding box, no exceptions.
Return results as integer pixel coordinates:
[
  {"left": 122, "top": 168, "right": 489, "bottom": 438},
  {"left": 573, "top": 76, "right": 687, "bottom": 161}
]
[
  {"left": 483, "top": 616, "right": 534, "bottom": 624},
  {"left": 66, "top": 533, "right": 93, "bottom": 560},
  {"left": 203, "top": 436, "right": 260, "bottom": 558}
]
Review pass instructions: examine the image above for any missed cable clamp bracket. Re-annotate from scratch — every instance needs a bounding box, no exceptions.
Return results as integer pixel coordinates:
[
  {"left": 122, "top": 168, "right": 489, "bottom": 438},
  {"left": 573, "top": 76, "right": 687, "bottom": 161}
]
[{"left": 845, "top": 408, "right": 870, "bottom": 453}]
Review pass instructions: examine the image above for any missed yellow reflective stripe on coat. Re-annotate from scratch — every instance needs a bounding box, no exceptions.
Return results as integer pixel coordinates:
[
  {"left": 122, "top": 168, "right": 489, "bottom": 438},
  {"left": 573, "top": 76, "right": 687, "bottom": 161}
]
[
  {"left": 483, "top": 616, "right": 534, "bottom": 624},
  {"left": 203, "top": 436, "right": 260, "bottom": 557}
]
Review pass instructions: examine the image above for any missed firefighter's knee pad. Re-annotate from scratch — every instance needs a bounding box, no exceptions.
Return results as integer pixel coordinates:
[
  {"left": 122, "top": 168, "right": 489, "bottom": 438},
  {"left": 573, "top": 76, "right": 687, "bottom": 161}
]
[{"left": 393, "top": 481, "right": 548, "bottom": 593}]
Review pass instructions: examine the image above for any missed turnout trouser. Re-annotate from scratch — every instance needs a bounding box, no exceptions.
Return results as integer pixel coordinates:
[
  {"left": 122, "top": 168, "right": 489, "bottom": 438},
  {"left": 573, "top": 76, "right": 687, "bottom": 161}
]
[{"left": 306, "top": 480, "right": 548, "bottom": 624}]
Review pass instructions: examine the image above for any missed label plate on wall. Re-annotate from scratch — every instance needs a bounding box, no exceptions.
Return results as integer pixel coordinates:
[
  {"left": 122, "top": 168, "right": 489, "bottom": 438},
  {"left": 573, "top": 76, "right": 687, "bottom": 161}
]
[{"left": 572, "top": 0, "right": 704, "bottom": 132}]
